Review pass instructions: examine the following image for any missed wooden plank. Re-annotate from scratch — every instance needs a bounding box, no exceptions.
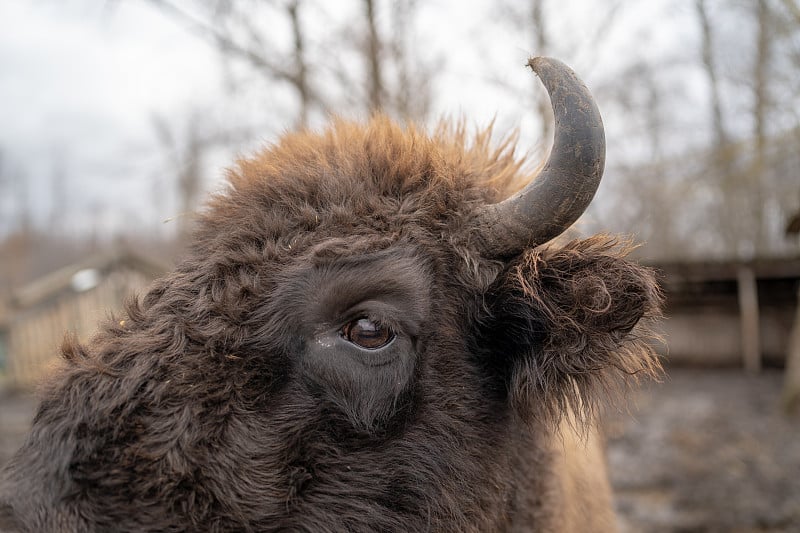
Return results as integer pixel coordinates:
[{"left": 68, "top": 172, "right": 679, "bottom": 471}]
[
  {"left": 783, "top": 285, "right": 800, "bottom": 413},
  {"left": 737, "top": 266, "right": 761, "bottom": 373}
]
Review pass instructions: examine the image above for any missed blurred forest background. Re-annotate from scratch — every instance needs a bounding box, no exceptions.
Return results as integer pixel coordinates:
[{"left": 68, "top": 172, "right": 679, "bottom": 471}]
[{"left": 1, "top": 0, "right": 800, "bottom": 295}]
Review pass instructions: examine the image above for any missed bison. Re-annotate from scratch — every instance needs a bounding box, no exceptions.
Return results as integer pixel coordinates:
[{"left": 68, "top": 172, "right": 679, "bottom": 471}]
[{"left": 0, "top": 57, "right": 660, "bottom": 532}]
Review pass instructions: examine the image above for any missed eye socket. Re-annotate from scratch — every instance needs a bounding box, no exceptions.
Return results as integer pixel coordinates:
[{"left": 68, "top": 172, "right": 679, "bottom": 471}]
[{"left": 341, "top": 318, "right": 395, "bottom": 350}]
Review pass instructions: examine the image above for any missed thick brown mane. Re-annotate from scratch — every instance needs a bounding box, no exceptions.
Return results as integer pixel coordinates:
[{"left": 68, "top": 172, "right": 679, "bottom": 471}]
[{"left": 227, "top": 116, "right": 528, "bottom": 203}]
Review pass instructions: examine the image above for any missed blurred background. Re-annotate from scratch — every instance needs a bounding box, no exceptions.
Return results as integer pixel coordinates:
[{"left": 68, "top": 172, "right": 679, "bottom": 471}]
[{"left": 0, "top": 0, "right": 799, "bottom": 531}]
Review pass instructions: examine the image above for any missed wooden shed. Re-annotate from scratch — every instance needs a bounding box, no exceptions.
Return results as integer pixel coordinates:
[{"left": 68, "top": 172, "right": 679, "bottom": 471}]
[
  {"left": 0, "top": 248, "right": 167, "bottom": 389},
  {"left": 652, "top": 257, "right": 800, "bottom": 370}
]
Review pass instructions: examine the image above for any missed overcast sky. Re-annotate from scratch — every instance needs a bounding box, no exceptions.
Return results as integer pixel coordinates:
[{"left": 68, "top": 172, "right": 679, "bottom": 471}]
[
  {"left": 0, "top": 0, "right": 689, "bottom": 239},
  {"left": 1, "top": 1, "right": 224, "bottom": 236}
]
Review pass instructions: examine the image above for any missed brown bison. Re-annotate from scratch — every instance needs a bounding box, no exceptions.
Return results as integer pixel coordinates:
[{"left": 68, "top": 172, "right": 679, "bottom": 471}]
[{"left": 0, "top": 58, "right": 660, "bottom": 532}]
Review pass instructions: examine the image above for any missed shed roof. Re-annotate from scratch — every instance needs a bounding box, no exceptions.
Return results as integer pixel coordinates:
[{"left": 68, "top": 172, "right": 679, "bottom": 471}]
[
  {"left": 648, "top": 256, "right": 800, "bottom": 285},
  {"left": 4, "top": 246, "right": 168, "bottom": 313}
]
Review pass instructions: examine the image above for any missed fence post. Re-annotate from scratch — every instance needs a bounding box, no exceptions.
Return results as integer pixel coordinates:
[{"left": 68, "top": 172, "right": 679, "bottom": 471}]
[
  {"left": 737, "top": 266, "right": 761, "bottom": 373},
  {"left": 783, "top": 285, "right": 800, "bottom": 414}
]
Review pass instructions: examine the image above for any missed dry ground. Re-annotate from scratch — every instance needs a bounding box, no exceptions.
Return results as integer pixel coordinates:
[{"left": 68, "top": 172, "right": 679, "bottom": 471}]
[
  {"left": 607, "top": 368, "right": 800, "bottom": 533},
  {"left": 1, "top": 368, "right": 798, "bottom": 532}
]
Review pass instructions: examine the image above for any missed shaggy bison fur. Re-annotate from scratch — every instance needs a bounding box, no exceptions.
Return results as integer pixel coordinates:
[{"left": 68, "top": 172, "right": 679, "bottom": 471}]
[{"left": 0, "top": 117, "right": 661, "bottom": 532}]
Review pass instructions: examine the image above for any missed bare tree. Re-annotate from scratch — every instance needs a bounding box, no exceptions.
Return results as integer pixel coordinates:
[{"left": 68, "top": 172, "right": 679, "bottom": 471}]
[
  {"left": 615, "top": 0, "right": 800, "bottom": 261},
  {"left": 144, "top": 0, "right": 437, "bottom": 125},
  {"left": 363, "top": 0, "right": 384, "bottom": 113},
  {"left": 750, "top": 0, "right": 772, "bottom": 255},
  {"left": 695, "top": 0, "right": 744, "bottom": 255},
  {"left": 47, "top": 148, "right": 68, "bottom": 234},
  {"left": 696, "top": 0, "right": 729, "bottom": 148},
  {"left": 346, "top": 0, "right": 436, "bottom": 120},
  {"left": 530, "top": 0, "right": 551, "bottom": 143},
  {"left": 287, "top": 0, "right": 312, "bottom": 126},
  {"left": 152, "top": 112, "right": 234, "bottom": 237},
  {"left": 383, "top": 0, "right": 435, "bottom": 120},
  {"left": 145, "top": 0, "right": 319, "bottom": 128},
  {"left": 781, "top": 0, "right": 800, "bottom": 22}
]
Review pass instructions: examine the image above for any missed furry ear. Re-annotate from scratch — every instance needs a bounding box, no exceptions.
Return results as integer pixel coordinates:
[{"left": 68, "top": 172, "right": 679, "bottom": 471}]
[{"left": 480, "top": 236, "right": 662, "bottom": 426}]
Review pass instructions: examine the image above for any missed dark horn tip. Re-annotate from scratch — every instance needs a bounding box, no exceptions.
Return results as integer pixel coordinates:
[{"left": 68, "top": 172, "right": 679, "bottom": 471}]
[{"left": 475, "top": 56, "right": 606, "bottom": 258}]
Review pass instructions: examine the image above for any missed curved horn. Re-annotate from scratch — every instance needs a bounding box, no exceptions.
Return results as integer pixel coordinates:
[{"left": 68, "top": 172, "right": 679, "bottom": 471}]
[{"left": 477, "top": 57, "right": 605, "bottom": 257}]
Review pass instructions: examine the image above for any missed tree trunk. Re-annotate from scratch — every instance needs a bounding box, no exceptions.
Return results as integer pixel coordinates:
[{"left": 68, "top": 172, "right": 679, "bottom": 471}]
[
  {"left": 364, "top": 0, "right": 384, "bottom": 113},
  {"left": 287, "top": 0, "right": 310, "bottom": 128},
  {"left": 531, "top": 0, "right": 552, "bottom": 146},
  {"left": 751, "top": 0, "right": 771, "bottom": 255}
]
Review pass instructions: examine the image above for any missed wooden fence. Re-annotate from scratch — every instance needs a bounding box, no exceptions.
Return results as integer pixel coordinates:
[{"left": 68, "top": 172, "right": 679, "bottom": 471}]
[{"left": 1, "top": 251, "right": 164, "bottom": 389}]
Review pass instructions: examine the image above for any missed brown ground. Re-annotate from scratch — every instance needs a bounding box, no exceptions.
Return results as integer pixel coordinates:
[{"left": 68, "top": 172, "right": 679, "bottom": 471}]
[
  {"left": 607, "top": 368, "right": 800, "bottom": 533},
  {"left": 1, "top": 368, "right": 798, "bottom": 532}
]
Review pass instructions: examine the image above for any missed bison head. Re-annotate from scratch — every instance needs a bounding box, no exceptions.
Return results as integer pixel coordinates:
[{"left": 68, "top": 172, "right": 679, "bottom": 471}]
[{"left": 0, "top": 58, "right": 660, "bottom": 532}]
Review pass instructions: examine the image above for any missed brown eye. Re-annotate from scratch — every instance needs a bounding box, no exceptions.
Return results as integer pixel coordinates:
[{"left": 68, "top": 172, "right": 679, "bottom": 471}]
[{"left": 341, "top": 318, "right": 395, "bottom": 350}]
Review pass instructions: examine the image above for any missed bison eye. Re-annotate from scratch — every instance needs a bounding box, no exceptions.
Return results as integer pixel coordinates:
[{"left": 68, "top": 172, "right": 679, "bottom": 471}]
[{"left": 341, "top": 318, "right": 395, "bottom": 350}]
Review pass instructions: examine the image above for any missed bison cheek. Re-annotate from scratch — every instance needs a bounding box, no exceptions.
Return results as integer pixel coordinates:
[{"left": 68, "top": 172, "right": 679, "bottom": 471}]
[{"left": 299, "top": 332, "right": 417, "bottom": 433}]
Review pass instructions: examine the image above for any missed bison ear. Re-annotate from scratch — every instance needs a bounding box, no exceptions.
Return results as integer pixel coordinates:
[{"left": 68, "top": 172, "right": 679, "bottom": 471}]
[{"left": 479, "top": 236, "right": 662, "bottom": 426}]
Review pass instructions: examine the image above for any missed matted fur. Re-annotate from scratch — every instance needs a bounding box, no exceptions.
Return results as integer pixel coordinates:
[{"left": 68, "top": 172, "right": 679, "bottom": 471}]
[
  {"left": 488, "top": 236, "right": 662, "bottom": 427},
  {"left": 0, "top": 115, "right": 661, "bottom": 532}
]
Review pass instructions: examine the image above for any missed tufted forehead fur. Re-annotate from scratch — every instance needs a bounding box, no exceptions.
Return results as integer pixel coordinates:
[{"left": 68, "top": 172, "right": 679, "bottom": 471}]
[
  {"left": 195, "top": 117, "right": 530, "bottom": 284},
  {"left": 0, "top": 114, "right": 661, "bottom": 532},
  {"left": 225, "top": 116, "right": 527, "bottom": 212}
]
